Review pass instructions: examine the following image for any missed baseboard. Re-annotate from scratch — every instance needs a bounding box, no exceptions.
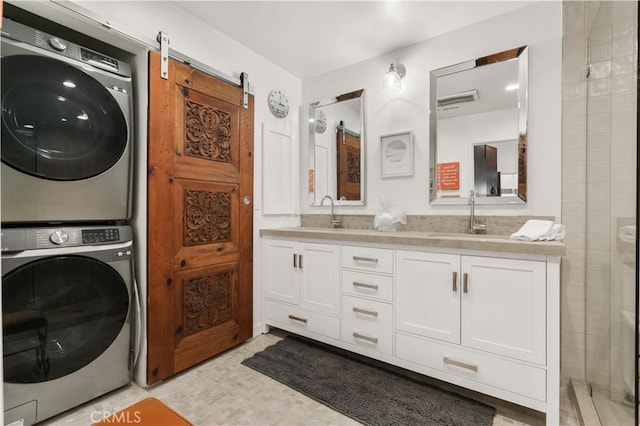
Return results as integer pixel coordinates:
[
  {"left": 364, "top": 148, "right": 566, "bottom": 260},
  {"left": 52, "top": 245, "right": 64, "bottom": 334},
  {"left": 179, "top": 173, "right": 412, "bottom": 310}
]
[{"left": 569, "top": 378, "right": 601, "bottom": 426}]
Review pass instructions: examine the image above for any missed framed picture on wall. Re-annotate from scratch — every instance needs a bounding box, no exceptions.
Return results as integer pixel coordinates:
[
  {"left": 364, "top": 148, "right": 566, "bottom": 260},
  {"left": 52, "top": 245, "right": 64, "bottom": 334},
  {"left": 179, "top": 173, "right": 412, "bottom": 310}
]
[{"left": 380, "top": 131, "right": 413, "bottom": 178}]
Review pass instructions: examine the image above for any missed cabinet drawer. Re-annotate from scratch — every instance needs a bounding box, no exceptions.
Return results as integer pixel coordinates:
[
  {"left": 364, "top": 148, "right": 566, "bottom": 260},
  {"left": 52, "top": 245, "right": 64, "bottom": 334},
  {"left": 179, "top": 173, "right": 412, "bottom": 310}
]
[
  {"left": 342, "top": 246, "right": 393, "bottom": 273},
  {"left": 396, "top": 332, "right": 546, "bottom": 402},
  {"left": 342, "top": 295, "right": 393, "bottom": 355},
  {"left": 265, "top": 300, "right": 339, "bottom": 339},
  {"left": 342, "top": 270, "right": 393, "bottom": 302}
]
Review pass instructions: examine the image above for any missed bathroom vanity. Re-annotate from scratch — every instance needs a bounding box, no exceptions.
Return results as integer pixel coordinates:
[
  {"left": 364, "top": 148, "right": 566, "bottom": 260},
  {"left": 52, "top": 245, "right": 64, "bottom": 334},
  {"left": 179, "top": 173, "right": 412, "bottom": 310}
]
[{"left": 260, "top": 227, "right": 565, "bottom": 425}]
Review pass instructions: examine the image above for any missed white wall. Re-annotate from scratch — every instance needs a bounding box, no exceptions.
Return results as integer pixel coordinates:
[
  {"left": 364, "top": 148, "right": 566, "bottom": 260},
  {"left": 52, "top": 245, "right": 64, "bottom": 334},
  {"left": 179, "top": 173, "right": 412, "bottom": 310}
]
[{"left": 301, "top": 1, "right": 562, "bottom": 218}]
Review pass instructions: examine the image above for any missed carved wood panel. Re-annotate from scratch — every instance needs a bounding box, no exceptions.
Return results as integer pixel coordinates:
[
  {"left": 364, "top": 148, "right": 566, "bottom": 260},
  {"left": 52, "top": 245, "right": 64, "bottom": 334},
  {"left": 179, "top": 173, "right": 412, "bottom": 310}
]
[
  {"left": 185, "top": 99, "right": 232, "bottom": 163},
  {"left": 347, "top": 151, "right": 360, "bottom": 183},
  {"left": 184, "top": 189, "right": 231, "bottom": 246},
  {"left": 184, "top": 270, "right": 232, "bottom": 335}
]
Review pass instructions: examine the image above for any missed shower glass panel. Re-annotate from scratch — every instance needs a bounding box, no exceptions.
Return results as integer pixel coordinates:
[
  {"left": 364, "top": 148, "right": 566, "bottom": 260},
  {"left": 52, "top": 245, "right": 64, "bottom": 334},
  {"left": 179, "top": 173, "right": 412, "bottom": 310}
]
[{"left": 585, "top": 2, "right": 638, "bottom": 425}]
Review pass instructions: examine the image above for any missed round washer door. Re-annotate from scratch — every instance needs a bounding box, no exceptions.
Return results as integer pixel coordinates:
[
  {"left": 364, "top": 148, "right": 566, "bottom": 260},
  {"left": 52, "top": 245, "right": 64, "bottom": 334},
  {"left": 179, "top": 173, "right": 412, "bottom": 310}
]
[
  {"left": 1, "top": 54, "right": 128, "bottom": 181},
  {"left": 2, "top": 255, "right": 130, "bottom": 383}
]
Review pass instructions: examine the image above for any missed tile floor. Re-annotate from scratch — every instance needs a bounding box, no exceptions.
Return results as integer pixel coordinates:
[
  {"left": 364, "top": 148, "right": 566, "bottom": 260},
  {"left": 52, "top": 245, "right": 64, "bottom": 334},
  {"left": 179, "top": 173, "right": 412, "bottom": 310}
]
[{"left": 44, "top": 331, "right": 580, "bottom": 426}]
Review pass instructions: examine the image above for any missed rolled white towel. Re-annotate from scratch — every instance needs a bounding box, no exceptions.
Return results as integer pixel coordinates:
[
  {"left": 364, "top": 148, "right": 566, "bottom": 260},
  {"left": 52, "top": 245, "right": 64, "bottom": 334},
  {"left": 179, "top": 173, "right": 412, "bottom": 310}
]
[
  {"left": 618, "top": 225, "right": 636, "bottom": 243},
  {"left": 510, "top": 220, "right": 555, "bottom": 241},
  {"left": 540, "top": 223, "right": 565, "bottom": 241}
]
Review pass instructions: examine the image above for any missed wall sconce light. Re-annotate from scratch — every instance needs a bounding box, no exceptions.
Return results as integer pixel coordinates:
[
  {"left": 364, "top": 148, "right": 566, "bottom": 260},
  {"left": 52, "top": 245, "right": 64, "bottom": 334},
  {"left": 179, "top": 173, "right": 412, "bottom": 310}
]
[{"left": 383, "top": 63, "right": 406, "bottom": 90}]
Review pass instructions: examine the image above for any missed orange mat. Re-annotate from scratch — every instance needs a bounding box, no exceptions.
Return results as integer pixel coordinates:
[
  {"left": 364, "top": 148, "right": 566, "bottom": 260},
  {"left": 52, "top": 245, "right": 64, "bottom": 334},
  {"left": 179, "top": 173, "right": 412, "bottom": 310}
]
[{"left": 92, "top": 397, "right": 192, "bottom": 426}]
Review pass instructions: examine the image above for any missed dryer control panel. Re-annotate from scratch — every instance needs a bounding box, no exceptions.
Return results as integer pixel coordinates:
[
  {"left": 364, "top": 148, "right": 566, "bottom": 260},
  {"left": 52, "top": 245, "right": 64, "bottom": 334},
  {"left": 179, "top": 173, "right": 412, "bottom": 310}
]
[
  {"left": 1, "top": 18, "right": 131, "bottom": 78},
  {"left": 1, "top": 226, "right": 132, "bottom": 251}
]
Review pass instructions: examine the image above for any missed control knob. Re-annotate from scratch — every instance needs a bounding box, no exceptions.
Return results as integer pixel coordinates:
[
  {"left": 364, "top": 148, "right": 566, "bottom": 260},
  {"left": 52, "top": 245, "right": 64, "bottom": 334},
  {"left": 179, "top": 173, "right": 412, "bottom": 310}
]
[
  {"left": 50, "top": 230, "right": 69, "bottom": 245},
  {"left": 48, "top": 37, "right": 67, "bottom": 52}
]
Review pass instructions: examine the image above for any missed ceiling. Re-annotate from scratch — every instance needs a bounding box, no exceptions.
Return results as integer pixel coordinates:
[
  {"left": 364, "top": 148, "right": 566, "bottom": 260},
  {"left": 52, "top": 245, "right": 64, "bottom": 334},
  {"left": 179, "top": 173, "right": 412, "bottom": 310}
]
[{"left": 170, "top": 1, "right": 534, "bottom": 80}]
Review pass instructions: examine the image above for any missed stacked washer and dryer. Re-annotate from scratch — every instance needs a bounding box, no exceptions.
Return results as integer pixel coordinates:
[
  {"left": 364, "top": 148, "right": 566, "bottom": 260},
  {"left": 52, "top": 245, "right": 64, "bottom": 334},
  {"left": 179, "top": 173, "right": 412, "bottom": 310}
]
[{"left": 1, "top": 19, "right": 137, "bottom": 425}]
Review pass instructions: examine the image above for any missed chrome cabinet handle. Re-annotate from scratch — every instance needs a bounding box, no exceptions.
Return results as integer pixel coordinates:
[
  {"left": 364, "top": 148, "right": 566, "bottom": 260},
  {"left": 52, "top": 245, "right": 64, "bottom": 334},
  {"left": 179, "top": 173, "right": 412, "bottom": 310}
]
[
  {"left": 452, "top": 271, "right": 458, "bottom": 292},
  {"left": 443, "top": 356, "right": 478, "bottom": 372},
  {"left": 288, "top": 315, "right": 308, "bottom": 324},
  {"left": 353, "top": 281, "right": 379, "bottom": 290},
  {"left": 353, "top": 332, "right": 378, "bottom": 344},
  {"left": 463, "top": 272, "right": 469, "bottom": 293},
  {"left": 353, "top": 307, "right": 378, "bottom": 317},
  {"left": 299, "top": 254, "right": 303, "bottom": 269},
  {"left": 293, "top": 253, "right": 298, "bottom": 268},
  {"left": 353, "top": 256, "right": 378, "bottom": 264}
]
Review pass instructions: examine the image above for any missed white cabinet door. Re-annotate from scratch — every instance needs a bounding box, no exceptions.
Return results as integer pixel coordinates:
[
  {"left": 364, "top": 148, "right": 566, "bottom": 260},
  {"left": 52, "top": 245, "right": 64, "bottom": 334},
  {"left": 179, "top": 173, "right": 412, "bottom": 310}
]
[
  {"left": 299, "top": 242, "right": 340, "bottom": 315},
  {"left": 263, "top": 239, "right": 299, "bottom": 304},
  {"left": 461, "top": 256, "right": 546, "bottom": 365},
  {"left": 396, "top": 250, "right": 461, "bottom": 344}
]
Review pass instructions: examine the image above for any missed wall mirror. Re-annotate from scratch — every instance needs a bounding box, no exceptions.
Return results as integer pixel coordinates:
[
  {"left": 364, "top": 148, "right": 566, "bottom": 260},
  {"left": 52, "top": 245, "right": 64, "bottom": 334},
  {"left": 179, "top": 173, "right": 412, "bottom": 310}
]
[
  {"left": 429, "top": 46, "right": 528, "bottom": 205},
  {"left": 309, "top": 89, "right": 365, "bottom": 206}
]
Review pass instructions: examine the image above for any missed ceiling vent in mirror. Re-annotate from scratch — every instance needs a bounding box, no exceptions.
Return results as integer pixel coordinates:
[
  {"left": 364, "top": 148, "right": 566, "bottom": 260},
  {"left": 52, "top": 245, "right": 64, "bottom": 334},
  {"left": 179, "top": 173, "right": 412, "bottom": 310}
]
[{"left": 437, "top": 89, "right": 479, "bottom": 108}]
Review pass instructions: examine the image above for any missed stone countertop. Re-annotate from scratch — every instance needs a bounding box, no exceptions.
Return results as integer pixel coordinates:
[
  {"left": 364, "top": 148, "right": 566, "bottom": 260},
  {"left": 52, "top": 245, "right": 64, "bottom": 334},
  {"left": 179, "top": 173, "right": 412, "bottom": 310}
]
[{"left": 260, "top": 227, "right": 566, "bottom": 257}]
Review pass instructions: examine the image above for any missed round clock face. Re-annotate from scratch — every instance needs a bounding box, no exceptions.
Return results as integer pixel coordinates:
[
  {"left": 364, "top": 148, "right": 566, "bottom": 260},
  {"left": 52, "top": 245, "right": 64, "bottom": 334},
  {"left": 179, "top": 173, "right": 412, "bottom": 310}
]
[
  {"left": 315, "top": 110, "right": 327, "bottom": 133},
  {"left": 268, "top": 89, "right": 290, "bottom": 119}
]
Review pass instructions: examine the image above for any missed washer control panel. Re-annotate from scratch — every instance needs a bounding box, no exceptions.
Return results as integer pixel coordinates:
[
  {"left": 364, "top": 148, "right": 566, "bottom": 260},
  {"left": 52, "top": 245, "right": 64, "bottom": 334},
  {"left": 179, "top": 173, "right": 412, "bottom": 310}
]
[
  {"left": 50, "top": 230, "right": 69, "bottom": 245},
  {"left": 82, "top": 228, "right": 120, "bottom": 244},
  {"left": 1, "top": 226, "right": 132, "bottom": 251}
]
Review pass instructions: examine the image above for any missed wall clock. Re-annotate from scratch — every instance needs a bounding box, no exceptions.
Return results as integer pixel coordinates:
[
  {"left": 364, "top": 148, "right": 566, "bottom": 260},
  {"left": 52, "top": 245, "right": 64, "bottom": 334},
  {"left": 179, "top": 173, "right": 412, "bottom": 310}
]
[
  {"left": 268, "top": 89, "right": 290, "bottom": 119},
  {"left": 315, "top": 110, "right": 327, "bottom": 133}
]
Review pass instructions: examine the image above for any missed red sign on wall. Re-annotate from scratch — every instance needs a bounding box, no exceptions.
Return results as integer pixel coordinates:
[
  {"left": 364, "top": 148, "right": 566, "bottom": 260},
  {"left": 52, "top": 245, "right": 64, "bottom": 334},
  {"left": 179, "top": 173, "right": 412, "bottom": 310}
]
[
  {"left": 437, "top": 162, "right": 460, "bottom": 190},
  {"left": 308, "top": 169, "right": 315, "bottom": 192}
]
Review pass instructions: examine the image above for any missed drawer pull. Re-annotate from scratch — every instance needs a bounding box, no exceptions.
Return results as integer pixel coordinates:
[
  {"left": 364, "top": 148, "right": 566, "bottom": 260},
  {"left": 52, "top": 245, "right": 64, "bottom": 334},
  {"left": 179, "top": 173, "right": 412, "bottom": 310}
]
[
  {"left": 353, "top": 281, "right": 379, "bottom": 290},
  {"left": 353, "top": 256, "right": 378, "bottom": 264},
  {"left": 353, "top": 307, "right": 378, "bottom": 317},
  {"left": 293, "top": 253, "right": 298, "bottom": 268},
  {"left": 299, "top": 254, "right": 303, "bottom": 269},
  {"left": 288, "top": 315, "right": 308, "bottom": 324},
  {"left": 443, "top": 356, "right": 478, "bottom": 372},
  {"left": 452, "top": 271, "right": 458, "bottom": 292},
  {"left": 463, "top": 273, "right": 469, "bottom": 293},
  {"left": 353, "top": 332, "right": 378, "bottom": 344}
]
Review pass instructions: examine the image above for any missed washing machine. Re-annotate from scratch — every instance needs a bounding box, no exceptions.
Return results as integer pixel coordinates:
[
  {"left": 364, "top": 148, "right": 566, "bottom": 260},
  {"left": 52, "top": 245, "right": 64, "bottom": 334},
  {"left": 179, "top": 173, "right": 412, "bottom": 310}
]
[
  {"left": 2, "top": 225, "right": 137, "bottom": 426},
  {"left": 1, "top": 18, "right": 134, "bottom": 224}
]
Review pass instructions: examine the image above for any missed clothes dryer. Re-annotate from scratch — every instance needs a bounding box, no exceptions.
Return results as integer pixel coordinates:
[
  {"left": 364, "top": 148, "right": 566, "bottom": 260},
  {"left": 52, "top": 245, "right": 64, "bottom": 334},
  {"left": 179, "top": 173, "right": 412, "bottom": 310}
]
[
  {"left": 2, "top": 225, "right": 137, "bottom": 426},
  {"left": 1, "top": 18, "right": 134, "bottom": 223}
]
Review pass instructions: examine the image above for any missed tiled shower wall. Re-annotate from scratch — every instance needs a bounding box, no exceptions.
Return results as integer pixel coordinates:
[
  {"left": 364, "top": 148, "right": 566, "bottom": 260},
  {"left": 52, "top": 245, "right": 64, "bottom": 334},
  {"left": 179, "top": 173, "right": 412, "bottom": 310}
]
[{"left": 562, "top": 0, "right": 637, "bottom": 397}]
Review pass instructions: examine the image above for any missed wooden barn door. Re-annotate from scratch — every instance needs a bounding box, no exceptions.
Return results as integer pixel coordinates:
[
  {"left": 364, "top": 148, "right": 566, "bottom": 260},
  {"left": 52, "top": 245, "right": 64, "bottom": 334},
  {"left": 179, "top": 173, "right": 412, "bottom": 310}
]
[
  {"left": 337, "top": 129, "right": 361, "bottom": 201},
  {"left": 147, "top": 51, "right": 254, "bottom": 384}
]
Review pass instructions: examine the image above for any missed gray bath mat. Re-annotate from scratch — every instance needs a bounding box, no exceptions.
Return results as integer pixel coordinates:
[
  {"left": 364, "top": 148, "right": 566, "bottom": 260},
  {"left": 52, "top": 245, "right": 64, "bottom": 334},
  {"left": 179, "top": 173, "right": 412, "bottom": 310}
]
[{"left": 242, "top": 336, "right": 496, "bottom": 426}]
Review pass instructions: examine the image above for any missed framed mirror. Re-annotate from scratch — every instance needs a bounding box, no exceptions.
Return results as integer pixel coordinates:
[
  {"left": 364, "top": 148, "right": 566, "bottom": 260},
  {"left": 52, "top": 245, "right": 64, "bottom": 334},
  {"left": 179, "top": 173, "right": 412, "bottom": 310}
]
[
  {"left": 429, "top": 46, "right": 528, "bottom": 205},
  {"left": 308, "top": 89, "right": 365, "bottom": 206}
]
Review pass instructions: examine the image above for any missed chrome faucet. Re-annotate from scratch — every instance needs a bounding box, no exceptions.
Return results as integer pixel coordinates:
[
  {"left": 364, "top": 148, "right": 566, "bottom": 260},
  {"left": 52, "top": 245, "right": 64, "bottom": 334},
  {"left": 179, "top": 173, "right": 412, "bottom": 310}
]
[
  {"left": 468, "top": 190, "right": 487, "bottom": 234},
  {"left": 321, "top": 195, "right": 341, "bottom": 228}
]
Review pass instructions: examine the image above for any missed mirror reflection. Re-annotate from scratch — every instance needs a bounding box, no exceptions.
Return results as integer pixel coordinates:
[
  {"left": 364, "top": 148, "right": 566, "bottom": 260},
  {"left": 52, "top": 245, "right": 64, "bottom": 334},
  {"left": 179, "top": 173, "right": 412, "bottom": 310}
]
[
  {"left": 429, "top": 46, "right": 528, "bottom": 204},
  {"left": 309, "top": 89, "right": 365, "bottom": 206}
]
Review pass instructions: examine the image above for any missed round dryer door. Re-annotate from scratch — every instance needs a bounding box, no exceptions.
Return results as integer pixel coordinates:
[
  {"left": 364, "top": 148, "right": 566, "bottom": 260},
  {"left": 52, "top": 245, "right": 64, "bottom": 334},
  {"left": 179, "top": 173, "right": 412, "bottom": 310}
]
[
  {"left": 2, "top": 255, "right": 130, "bottom": 383},
  {"left": 1, "top": 55, "right": 128, "bottom": 181}
]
